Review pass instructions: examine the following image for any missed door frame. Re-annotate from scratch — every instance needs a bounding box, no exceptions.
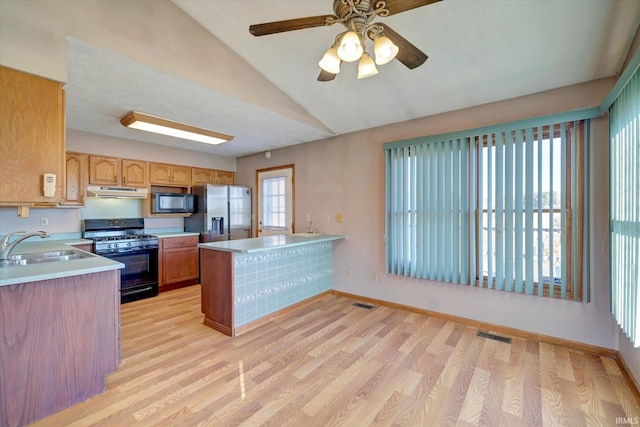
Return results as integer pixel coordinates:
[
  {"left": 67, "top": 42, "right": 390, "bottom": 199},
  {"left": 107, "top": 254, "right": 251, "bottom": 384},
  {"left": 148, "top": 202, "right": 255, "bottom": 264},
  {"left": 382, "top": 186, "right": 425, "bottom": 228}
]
[{"left": 255, "top": 164, "right": 295, "bottom": 237}]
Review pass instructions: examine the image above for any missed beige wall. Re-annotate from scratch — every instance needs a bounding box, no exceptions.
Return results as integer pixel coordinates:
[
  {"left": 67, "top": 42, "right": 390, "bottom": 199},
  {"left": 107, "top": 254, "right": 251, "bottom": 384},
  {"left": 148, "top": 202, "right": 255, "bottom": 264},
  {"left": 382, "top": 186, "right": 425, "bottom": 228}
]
[{"left": 237, "top": 78, "right": 619, "bottom": 351}]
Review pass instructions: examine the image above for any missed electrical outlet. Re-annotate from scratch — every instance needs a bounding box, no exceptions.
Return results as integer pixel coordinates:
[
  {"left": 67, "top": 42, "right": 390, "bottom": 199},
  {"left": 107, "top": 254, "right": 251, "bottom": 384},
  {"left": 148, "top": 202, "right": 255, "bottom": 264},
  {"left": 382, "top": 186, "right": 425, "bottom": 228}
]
[
  {"left": 347, "top": 270, "right": 352, "bottom": 278},
  {"left": 40, "top": 217, "right": 49, "bottom": 226},
  {"left": 325, "top": 214, "right": 330, "bottom": 222},
  {"left": 371, "top": 273, "right": 378, "bottom": 283},
  {"left": 305, "top": 214, "right": 311, "bottom": 222},
  {"left": 336, "top": 214, "right": 343, "bottom": 223}
]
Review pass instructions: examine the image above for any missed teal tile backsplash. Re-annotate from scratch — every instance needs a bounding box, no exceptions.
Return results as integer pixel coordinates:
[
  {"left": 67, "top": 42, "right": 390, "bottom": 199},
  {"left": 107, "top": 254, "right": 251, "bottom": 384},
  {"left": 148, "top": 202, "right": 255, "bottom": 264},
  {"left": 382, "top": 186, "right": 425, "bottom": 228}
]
[{"left": 233, "top": 242, "right": 333, "bottom": 326}]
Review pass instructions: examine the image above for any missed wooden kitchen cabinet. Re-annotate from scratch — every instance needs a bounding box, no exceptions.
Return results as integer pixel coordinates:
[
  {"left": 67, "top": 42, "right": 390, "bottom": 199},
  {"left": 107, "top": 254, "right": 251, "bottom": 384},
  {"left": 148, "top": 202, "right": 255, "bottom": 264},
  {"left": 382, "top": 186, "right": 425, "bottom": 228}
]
[
  {"left": 158, "top": 235, "right": 199, "bottom": 291},
  {"left": 192, "top": 167, "right": 235, "bottom": 186},
  {"left": 70, "top": 242, "right": 93, "bottom": 253},
  {"left": 121, "top": 159, "right": 147, "bottom": 187},
  {"left": 191, "top": 167, "right": 213, "bottom": 186},
  {"left": 214, "top": 170, "right": 235, "bottom": 185},
  {"left": 60, "top": 152, "right": 88, "bottom": 206},
  {"left": 89, "top": 156, "right": 147, "bottom": 187},
  {"left": 149, "top": 163, "right": 191, "bottom": 186},
  {"left": 0, "top": 66, "right": 65, "bottom": 206}
]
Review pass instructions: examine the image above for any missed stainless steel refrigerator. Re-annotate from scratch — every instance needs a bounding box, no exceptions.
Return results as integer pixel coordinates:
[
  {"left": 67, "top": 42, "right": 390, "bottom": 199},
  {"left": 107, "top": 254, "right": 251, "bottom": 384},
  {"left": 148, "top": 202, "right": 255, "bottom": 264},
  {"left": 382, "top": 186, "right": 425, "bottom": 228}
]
[{"left": 185, "top": 184, "right": 252, "bottom": 242}]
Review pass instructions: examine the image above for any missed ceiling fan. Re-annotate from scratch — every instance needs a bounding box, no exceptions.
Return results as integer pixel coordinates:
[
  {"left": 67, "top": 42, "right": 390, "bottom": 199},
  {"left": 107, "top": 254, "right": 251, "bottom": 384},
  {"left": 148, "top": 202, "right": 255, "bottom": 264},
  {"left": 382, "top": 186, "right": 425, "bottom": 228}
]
[{"left": 249, "top": 0, "right": 442, "bottom": 81}]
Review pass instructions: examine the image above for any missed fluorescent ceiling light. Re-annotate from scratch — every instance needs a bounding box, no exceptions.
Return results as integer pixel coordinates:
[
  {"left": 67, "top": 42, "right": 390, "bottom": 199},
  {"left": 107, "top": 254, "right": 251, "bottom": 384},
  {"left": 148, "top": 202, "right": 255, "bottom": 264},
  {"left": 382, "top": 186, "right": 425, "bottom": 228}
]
[{"left": 120, "top": 111, "right": 233, "bottom": 145}]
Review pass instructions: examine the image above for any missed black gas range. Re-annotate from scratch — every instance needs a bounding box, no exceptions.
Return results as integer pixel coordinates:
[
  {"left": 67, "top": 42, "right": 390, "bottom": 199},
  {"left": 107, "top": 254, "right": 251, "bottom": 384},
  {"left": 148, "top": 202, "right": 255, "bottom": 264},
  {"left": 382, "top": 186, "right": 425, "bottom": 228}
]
[{"left": 83, "top": 218, "right": 159, "bottom": 303}]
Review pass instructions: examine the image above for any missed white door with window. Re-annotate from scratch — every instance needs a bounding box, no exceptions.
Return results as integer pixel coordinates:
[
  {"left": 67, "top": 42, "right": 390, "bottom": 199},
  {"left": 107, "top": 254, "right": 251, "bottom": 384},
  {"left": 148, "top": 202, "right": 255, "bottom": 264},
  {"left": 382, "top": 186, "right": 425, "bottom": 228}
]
[{"left": 257, "top": 166, "right": 294, "bottom": 237}]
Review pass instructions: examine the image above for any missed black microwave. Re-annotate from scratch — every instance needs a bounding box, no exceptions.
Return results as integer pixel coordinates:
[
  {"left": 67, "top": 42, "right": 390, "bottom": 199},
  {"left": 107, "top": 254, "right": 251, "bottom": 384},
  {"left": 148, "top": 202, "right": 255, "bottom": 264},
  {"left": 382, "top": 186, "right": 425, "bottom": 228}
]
[{"left": 151, "top": 193, "right": 195, "bottom": 214}]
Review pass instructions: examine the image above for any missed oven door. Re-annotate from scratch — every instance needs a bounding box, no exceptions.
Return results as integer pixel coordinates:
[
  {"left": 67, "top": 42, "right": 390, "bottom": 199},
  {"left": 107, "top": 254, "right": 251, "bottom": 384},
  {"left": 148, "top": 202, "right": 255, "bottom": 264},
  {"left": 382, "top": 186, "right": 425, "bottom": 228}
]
[{"left": 101, "top": 247, "right": 158, "bottom": 303}]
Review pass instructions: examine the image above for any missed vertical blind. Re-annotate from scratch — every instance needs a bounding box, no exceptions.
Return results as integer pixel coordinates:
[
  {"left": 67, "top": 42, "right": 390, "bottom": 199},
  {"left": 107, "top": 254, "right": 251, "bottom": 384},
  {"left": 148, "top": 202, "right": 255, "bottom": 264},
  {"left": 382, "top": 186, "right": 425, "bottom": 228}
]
[
  {"left": 385, "top": 139, "right": 471, "bottom": 283},
  {"left": 610, "top": 66, "right": 640, "bottom": 346},
  {"left": 385, "top": 113, "right": 592, "bottom": 300}
]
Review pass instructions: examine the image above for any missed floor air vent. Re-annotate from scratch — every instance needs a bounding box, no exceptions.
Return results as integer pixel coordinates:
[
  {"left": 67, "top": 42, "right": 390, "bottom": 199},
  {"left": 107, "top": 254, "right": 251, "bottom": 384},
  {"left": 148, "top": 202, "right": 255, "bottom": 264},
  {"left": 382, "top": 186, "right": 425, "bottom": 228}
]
[
  {"left": 353, "top": 302, "right": 375, "bottom": 310},
  {"left": 477, "top": 331, "right": 512, "bottom": 344}
]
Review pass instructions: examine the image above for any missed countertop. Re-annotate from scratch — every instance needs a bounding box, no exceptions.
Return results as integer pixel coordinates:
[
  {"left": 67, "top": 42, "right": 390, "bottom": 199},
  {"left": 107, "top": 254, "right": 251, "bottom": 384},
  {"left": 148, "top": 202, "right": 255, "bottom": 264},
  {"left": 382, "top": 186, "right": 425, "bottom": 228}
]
[
  {"left": 0, "top": 240, "right": 123, "bottom": 287},
  {"left": 154, "top": 232, "right": 200, "bottom": 239},
  {"left": 198, "top": 234, "right": 345, "bottom": 254}
]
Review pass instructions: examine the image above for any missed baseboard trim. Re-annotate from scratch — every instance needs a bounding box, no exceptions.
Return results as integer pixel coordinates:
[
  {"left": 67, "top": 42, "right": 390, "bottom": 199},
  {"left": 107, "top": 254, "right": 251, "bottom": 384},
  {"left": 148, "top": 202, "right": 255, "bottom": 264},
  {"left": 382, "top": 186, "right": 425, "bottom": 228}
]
[
  {"left": 615, "top": 350, "right": 640, "bottom": 404},
  {"left": 332, "top": 290, "right": 640, "bottom": 403}
]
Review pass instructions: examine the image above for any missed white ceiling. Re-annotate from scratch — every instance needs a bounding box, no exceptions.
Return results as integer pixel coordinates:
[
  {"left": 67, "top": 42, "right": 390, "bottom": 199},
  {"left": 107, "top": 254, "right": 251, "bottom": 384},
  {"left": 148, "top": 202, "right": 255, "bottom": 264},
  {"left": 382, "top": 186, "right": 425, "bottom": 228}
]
[{"left": 63, "top": 0, "right": 640, "bottom": 158}]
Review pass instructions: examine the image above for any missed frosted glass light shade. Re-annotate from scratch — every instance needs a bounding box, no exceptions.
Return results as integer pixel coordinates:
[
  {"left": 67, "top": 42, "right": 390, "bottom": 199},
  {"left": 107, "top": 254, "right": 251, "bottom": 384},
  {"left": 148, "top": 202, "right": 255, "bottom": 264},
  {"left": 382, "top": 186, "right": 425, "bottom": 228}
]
[
  {"left": 318, "top": 47, "right": 341, "bottom": 74},
  {"left": 357, "top": 52, "right": 378, "bottom": 79},
  {"left": 337, "top": 31, "right": 363, "bottom": 62},
  {"left": 373, "top": 36, "right": 399, "bottom": 65}
]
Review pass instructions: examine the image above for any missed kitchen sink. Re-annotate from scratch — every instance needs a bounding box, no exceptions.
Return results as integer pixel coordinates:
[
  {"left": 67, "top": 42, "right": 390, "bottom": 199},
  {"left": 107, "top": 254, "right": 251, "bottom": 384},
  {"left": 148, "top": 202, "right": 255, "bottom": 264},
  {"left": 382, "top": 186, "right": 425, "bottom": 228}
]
[
  {"left": 0, "top": 249, "right": 96, "bottom": 267},
  {"left": 293, "top": 232, "right": 322, "bottom": 237}
]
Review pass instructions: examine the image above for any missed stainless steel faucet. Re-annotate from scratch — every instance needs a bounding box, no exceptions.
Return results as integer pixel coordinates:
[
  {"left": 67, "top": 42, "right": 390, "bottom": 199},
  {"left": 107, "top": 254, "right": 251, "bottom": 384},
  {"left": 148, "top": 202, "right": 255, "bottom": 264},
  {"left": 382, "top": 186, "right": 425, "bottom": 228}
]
[{"left": 0, "top": 231, "right": 50, "bottom": 261}]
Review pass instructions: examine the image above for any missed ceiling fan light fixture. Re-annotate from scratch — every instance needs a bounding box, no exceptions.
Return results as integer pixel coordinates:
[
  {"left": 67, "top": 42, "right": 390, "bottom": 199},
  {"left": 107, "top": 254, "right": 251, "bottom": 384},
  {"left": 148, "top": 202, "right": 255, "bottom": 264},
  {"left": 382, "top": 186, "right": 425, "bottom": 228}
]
[
  {"left": 120, "top": 111, "right": 233, "bottom": 145},
  {"left": 318, "top": 46, "right": 341, "bottom": 74},
  {"left": 337, "top": 31, "right": 364, "bottom": 62},
  {"left": 357, "top": 52, "right": 378, "bottom": 79},
  {"left": 373, "top": 35, "right": 399, "bottom": 65}
]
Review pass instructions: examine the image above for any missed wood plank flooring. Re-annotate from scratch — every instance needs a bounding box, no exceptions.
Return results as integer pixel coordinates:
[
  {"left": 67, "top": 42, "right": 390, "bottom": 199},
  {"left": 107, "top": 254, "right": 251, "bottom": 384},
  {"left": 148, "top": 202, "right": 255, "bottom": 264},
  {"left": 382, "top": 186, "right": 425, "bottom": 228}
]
[{"left": 31, "top": 285, "right": 640, "bottom": 426}]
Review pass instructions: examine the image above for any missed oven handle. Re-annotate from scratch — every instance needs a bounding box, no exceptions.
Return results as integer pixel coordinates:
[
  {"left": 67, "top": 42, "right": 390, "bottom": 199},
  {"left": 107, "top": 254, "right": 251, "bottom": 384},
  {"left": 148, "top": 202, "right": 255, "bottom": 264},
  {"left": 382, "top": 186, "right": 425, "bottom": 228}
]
[{"left": 122, "top": 286, "right": 154, "bottom": 295}]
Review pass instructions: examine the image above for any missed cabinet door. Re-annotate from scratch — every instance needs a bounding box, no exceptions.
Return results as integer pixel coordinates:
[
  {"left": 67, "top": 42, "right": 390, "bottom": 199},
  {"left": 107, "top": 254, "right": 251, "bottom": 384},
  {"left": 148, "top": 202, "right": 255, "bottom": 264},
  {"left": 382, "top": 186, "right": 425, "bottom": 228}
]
[
  {"left": 159, "top": 236, "right": 199, "bottom": 287},
  {"left": 192, "top": 168, "right": 213, "bottom": 186},
  {"left": 0, "top": 66, "right": 65, "bottom": 204},
  {"left": 121, "top": 159, "right": 147, "bottom": 187},
  {"left": 171, "top": 165, "right": 192, "bottom": 186},
  {"left": 89, "top": 156, "right": 120, "bottom": 186},
  {"left": 214, "top": 170, "right": 235, "bottom": 185},
  {"left": 61, "top": 152, "right": 87, "bottom": 206},
  {"left": 149, "top": 163, "right": 172, "bottom": 185},
  {"left": 162, "top": 247, "right": 198, "bottom": 285}
]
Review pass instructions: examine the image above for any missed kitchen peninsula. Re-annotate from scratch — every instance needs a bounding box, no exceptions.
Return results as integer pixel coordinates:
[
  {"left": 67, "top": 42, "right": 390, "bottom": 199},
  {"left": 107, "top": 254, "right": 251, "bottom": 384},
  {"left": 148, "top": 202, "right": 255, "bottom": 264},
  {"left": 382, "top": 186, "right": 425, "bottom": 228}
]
[
  {"left": 199, "top": 234, "right": 345, "bottom": 336},
  {"left": 0, "top": 240, "right": 123, "bottom": 427}
]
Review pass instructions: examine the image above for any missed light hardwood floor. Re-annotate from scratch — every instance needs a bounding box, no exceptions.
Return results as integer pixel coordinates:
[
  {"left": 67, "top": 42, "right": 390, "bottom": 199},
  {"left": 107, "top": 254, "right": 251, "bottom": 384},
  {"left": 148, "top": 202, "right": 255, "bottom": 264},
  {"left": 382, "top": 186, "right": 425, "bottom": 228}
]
[{"left": 32, "top": 285, "right": 639, "bottom": 426}]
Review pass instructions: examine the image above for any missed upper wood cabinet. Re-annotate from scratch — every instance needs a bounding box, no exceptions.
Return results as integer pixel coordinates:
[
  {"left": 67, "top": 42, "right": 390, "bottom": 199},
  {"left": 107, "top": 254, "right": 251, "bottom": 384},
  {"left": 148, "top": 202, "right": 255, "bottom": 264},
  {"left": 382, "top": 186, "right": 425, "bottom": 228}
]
[
  {"left": 192, "top": 167, "right": 235, "bottom": 186},
  {"left": 191, "top": 168, "right": 213, "bottom": 186},
  {"left": 214, "top": 170, "right": 235, "bottom": 185},
  {"left": 0, "top": 66, "right": 65, "bottom": 205},
  {"left": 89, "top": 156, "right": 147, "bottom": 187},
  {"left": 149, "top": 163, "right": 191, "bottom": 186},
  {"left": 121, "top": 159, "right": 147, "bottom": 187},
  {"left": 60, "top": 152, "right": 88, "bottom": 206}
]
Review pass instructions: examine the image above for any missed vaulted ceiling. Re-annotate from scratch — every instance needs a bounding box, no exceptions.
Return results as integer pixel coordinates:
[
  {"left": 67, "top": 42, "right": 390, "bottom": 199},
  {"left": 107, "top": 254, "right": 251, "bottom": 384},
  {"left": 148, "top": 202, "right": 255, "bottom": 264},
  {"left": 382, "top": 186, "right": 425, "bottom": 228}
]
[{"left": 61, "top": 0, "right": 640, "bottom": 158}]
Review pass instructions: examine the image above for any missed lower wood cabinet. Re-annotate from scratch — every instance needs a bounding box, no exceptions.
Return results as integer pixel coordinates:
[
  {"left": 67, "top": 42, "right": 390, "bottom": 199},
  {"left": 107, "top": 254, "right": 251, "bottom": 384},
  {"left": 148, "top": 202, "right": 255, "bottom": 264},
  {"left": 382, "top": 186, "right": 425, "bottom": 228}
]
[
  {"left": 70, "top": 242, "right": 93, "bottom": 253},
  {"left": 0, "top": 270, "right": 120, "bottom": 427},
  {"left": 158, "top": 235, "right": 199, "bottom": 291}
]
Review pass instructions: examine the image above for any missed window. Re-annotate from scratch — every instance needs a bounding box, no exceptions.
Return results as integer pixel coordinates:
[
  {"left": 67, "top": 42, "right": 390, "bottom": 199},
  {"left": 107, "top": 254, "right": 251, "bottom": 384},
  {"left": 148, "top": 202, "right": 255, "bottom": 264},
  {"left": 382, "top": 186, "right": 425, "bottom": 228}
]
[
  {"left": 262, "top": 176, "right": 287, "bottom": 229},
  {"left": 385, "top": 115, "right": 591, "bottom": 300},
  {"left": 609, "top": 66, "right": 639, "bottom": 346},
  {"left": 476, "top": 123, "right": 585, "bottom": 300}
]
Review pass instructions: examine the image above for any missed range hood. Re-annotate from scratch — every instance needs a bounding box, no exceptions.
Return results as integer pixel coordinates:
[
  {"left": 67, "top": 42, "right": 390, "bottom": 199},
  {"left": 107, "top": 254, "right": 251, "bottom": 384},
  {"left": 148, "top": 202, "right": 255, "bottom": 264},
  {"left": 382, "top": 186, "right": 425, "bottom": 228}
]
[{"left": 87, "top": 186, "right": 149, "bottom": 199}]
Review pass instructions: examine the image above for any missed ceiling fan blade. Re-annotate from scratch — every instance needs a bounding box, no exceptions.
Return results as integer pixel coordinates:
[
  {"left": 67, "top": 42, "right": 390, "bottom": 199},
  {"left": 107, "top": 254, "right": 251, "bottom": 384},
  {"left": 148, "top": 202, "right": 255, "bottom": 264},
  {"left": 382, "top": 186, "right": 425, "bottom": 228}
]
[
  {"left": 383, "top": 0, "right": 442, "bottom": 16},
  {"left": 317, "top": 69, "right": 337, "bottom": 82},
  {"left": 378, "top": 24, "right": 428, "bottom": 69},
  {"left": 250, "top": 15, "right": 337, "bottom": 36}
]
